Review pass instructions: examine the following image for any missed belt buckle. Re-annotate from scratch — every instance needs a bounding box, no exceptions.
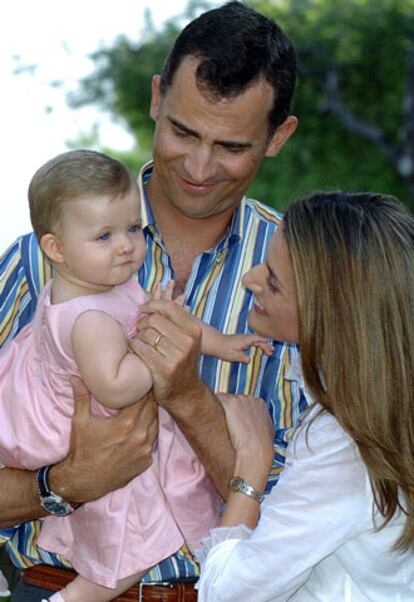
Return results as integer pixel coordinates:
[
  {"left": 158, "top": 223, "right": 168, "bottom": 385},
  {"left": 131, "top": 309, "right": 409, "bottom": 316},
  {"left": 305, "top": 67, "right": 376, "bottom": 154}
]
[{"left": 138, "top": 581, "right": 174, "bottom": 602}]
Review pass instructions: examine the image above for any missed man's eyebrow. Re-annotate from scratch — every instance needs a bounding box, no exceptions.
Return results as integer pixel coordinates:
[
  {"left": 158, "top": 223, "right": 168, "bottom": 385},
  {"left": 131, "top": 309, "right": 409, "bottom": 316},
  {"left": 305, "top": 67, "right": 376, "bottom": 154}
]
[
  {"left": 168, "top": 116, "right": 200, "bottom": 138},
  {"left": 167, "top": 115, "right": 253, "bottom": 150},
  {"left": 266, "top": 261, "right": 283, "bottom": 289},
  {"left": 219, "top": 139, "right": 253, "bottom": 151}
]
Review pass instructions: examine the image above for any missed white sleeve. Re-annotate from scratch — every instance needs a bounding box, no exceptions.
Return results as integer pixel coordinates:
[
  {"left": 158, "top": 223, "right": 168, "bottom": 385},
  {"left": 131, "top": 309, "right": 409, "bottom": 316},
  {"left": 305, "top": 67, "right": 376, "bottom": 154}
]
[{"left": 197, "top": 412, "right": 372, "bottom": 602}]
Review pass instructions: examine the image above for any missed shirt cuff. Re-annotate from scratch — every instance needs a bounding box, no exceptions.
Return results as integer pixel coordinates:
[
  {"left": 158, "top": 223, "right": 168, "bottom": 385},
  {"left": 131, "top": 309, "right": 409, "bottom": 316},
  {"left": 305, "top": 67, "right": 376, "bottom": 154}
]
[{"left": 194, "top": 524, "right": 253, "bottom": 565}]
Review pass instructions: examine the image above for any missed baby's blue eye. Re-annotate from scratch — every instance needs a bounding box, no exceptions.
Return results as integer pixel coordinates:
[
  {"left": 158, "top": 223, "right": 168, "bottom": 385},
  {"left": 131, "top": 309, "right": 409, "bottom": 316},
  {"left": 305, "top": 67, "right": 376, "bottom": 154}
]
[
  {"left": 128, "top": 225, "right": 140, "bottom": 233},
  {"left": 98, "top": 232, "right": 110, "bottom": 241}
]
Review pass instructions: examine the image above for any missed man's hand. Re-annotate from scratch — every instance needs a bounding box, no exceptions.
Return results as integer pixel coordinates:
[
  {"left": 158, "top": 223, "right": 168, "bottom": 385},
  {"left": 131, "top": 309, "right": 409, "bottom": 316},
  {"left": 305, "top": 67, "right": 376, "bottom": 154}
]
[
  {"left": 130, "top": 299, "right": 203, "bottom": 411},
  {"left": 130, "top": 300, "right": 235, "bottom": 498},
  {"left": 49, "top": 378, "right": 158, "bottom": 504},
  {"left": 0, "top": 379, "right": 158, "bottom": 528}
]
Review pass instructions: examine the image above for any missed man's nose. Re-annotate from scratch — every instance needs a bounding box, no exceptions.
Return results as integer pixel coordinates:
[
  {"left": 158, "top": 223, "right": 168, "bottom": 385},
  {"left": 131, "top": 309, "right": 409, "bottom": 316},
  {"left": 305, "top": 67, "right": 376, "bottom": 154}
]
[{"left": 184, "top": 145, "right": 216, "bottom": 183}]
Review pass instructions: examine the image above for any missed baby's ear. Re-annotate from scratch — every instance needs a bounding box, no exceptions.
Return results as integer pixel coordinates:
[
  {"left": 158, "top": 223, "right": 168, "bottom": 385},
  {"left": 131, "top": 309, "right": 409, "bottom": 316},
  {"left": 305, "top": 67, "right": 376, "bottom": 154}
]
[{"left": 40, "top": 233, "right": 64, "bottom": 264}]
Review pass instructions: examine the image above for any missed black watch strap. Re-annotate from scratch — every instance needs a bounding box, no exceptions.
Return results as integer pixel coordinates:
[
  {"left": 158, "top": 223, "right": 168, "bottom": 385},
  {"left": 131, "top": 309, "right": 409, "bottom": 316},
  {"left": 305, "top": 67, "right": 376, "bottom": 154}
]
[
  {"left": 37, "top": 465, "right": 53, "bottom": 497},
  {"left": 36, "top": 465, "right": 77, "bottom": 516}
]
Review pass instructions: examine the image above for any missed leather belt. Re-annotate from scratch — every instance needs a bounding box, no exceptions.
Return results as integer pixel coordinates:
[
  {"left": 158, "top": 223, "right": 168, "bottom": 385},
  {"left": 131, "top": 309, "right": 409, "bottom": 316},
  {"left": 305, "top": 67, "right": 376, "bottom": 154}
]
[{"left": 20, "top": 564, "right": 198, "bottom": 601}]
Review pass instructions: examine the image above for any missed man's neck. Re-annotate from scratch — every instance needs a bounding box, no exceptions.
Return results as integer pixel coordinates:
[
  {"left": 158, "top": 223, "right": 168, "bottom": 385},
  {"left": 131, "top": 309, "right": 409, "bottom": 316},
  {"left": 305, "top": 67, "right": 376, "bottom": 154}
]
[{"left": 146, "top": 178, "right": 235, "bottom": 295}]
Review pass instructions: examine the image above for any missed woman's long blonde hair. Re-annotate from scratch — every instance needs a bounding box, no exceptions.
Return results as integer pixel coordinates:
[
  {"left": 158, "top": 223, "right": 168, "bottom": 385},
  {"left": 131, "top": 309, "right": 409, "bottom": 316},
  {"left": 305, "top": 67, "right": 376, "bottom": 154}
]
[{"left": 284, "top": 191, "right": 414, "bottom": 550}]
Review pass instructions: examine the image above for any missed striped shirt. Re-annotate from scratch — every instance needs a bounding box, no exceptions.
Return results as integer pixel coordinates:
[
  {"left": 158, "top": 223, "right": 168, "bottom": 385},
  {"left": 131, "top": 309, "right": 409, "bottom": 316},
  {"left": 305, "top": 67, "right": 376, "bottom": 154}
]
[{"left": 0, "top": 162, "right": 306, "bottom": 582}]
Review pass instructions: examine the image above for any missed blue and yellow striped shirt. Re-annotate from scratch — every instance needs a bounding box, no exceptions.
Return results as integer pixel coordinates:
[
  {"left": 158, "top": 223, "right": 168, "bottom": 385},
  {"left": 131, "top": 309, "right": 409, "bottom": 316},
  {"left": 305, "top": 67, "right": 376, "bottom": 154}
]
[{"left": 0, "top": 162, "right": 306, "bottom": 582}]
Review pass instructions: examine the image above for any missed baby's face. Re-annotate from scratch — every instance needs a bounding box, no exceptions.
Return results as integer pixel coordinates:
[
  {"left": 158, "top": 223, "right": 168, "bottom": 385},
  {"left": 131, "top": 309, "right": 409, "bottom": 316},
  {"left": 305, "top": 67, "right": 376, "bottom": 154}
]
[{"left": 57, "top": 188, "right": 146, "bottom": 290}]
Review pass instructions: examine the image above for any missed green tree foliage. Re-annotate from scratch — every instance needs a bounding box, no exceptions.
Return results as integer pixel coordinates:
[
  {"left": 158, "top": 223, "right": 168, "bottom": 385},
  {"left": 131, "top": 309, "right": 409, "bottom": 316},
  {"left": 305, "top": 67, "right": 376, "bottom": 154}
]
[
  {"left": 69, "top": 0, "right": 414, "bottom": 210},
  {"left": 251, "top": 0, "right": 414, "bottom": 209},
  {"left": 68, "top": 13, "right": 180, "bottom": 170}
]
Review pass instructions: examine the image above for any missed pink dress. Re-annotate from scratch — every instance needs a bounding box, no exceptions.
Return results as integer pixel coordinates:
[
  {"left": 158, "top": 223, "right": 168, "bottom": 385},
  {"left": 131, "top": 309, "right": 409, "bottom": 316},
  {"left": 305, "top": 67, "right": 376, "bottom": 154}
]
[{"left": 0, "top": 277, "right": 221, "bottom": 588}]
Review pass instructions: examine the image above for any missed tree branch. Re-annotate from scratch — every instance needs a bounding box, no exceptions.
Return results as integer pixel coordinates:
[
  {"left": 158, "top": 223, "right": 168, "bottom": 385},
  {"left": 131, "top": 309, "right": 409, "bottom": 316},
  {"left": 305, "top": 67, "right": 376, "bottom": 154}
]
[{"left": 319, "top": 68, "right": 400, "bottom": 167}]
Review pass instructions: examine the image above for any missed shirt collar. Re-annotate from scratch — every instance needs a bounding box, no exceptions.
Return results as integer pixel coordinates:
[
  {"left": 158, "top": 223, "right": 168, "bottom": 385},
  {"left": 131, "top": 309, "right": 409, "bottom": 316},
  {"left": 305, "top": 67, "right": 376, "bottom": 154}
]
[
  {"left": 137, "top": 160, "right": 244, "bottom": 250},
  {"left": 137, "top": 160, "right": 156, "bottom": 230},
  {"left": 284, "top": 349, "right": 305, "bottom": 387}
]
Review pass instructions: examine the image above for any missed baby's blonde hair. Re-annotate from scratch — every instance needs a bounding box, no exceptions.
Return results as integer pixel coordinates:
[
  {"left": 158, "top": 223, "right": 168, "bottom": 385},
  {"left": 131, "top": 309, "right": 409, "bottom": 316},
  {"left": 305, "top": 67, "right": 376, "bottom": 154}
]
[{"left": 29, "top": 149, "right": 137, "bottom": 241}]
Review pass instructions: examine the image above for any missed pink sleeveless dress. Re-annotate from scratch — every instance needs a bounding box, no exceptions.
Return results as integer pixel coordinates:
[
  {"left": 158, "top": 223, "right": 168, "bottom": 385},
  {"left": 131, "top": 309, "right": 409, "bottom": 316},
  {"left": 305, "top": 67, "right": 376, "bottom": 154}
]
[{"left": 0, "top": 277, "right": 221, "bottom": 588}]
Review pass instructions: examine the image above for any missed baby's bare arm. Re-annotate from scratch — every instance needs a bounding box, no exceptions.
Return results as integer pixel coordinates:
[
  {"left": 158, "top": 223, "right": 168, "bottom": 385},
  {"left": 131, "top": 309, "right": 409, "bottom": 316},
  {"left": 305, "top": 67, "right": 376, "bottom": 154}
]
[
  {"left": 199, "top": 322, "right": 274, "bottom": 363},
  {"left": 72, "top": 310, "right": 153, "bottom": 409}
]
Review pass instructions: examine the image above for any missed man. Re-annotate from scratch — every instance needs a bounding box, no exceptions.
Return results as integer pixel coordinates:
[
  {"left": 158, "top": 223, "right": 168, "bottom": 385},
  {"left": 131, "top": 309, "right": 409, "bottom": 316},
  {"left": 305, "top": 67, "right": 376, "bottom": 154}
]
[{"left": 0, "top": 2, "right": 305, "bottom": 600}]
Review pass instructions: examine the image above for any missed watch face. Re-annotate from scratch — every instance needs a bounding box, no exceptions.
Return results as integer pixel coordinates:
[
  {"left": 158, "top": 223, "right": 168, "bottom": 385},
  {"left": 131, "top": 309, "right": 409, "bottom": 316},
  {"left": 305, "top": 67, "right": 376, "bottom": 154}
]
[
  {"left": 41, "top": 496, "right": 72, "bottom": 516},
  {"left": 229, "top": 476, "right": 243, "bottom": 491}
]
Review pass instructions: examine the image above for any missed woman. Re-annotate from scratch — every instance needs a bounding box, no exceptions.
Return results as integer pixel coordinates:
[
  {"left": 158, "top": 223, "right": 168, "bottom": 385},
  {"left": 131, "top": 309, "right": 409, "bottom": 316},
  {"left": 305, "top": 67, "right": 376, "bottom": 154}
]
[{"left": 196, "top": 192, "right": 414, "bottom": 601}]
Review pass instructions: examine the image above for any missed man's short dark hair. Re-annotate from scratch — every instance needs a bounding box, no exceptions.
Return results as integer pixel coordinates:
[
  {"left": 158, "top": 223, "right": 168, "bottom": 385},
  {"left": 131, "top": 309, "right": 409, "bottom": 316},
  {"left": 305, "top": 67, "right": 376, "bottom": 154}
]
[{"left": 160, "top": 1, "right": 297, "bottom": 134}]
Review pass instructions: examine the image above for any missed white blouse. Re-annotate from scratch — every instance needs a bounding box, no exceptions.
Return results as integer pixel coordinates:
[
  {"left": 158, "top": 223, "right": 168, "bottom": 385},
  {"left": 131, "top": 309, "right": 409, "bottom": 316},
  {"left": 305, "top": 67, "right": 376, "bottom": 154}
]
[{"left": 196, "top": 409, "right": 414, "bottom": 601}]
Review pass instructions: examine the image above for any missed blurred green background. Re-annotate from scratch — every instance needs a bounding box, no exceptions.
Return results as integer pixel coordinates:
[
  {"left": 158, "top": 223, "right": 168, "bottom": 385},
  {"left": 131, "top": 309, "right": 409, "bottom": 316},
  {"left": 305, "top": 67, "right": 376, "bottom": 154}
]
[{"left": 67, "top": 0, "right": 414, "bottom": 211}]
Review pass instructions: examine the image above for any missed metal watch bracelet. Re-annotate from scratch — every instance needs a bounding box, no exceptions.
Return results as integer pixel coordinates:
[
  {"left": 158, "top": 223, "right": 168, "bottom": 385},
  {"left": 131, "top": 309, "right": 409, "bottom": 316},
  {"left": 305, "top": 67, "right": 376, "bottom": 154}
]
[{"left": 228, "top": 475, "right": 265, "bottom": 503}]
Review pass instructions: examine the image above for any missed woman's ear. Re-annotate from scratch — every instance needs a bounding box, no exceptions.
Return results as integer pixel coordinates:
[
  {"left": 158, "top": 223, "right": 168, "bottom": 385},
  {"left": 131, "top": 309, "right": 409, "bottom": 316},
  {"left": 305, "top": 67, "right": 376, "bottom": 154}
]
[{"left": 40, "top": 233, "right": 64, "bottom": 264}]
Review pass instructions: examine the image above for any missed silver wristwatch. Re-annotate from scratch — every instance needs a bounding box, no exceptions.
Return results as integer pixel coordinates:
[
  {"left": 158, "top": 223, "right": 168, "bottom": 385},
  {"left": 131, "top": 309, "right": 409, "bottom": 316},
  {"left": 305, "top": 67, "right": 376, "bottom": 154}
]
[
  {"left": 229, "top": 476, "right": 265, "bottom": 503},
  {"left": 36, "top": 465, "right": 77, "bottom": 516}
]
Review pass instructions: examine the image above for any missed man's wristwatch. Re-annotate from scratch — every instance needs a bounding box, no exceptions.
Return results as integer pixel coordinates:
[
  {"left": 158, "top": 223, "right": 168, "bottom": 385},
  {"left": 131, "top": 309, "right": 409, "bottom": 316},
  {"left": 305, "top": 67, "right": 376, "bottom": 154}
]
[
  {"left": 229, "top": 476, "right": 265, "bottom": 503},
  {"left": 36, "top": 465, "right": 77, "bottom": 516}
]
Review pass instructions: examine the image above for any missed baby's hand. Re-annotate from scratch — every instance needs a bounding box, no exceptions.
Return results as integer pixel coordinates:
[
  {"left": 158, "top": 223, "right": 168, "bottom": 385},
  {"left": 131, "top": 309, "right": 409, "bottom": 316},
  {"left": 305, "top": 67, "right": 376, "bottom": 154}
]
[
  {"left": 151, "top": 280, "right": 187, "bottom": 306},
  {"left": 152, "top": 280, "right": 175, "bottom": 301},
  {"left": 220, "top": 334, "right": 274, "bottom": 364}
]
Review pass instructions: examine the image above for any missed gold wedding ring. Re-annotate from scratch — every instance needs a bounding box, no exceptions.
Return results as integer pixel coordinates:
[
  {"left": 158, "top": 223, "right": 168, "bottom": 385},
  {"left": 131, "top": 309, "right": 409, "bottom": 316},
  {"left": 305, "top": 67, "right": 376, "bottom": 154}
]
[{"left": 153, "top": 332, "right": 164, "bottom": 349}]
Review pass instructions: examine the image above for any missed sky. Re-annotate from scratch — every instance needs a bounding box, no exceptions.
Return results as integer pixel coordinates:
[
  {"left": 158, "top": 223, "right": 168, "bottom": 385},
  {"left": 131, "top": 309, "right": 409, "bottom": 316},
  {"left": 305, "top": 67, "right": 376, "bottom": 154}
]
[{"left": 0, "top": 0, "right": 195, "bottom": 251}]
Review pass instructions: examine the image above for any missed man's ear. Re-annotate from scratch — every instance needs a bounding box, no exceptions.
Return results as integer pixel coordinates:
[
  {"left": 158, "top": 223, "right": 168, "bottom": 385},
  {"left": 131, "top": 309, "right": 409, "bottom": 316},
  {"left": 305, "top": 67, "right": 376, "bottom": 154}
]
[
  {"left": 150, "top": 74, "right": 162, "bottom": 122},
  {"left": 265, "top": 116, "right": 298, "bottom": 158},
  {"left": 40, "top": 233, "right": 64, "bottom": 264}
]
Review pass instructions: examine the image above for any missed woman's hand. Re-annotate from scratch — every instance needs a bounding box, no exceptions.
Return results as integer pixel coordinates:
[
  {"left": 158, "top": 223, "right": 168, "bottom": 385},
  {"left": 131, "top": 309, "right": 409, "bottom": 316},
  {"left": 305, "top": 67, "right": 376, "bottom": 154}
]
[
  {"left": 217, "top": 394, "right": 275, "bottom": 528},
  {"left": 217, "top": 393, "right": 274, "bottom": 456},
  {"left": 217, "top": 393, "right": 275, "bottom": 492}
]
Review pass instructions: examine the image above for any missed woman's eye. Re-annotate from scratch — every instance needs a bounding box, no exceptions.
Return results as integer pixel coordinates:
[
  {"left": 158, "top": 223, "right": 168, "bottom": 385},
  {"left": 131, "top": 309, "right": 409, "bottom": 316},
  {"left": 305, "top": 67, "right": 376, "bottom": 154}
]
[{"left": 266, "top": 274, "right": 278, "bottom": 293}]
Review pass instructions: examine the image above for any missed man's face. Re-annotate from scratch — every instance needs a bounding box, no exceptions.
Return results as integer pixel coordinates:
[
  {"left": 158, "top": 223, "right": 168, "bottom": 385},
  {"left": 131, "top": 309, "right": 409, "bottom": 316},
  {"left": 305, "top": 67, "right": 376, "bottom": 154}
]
[{"left": 149, "top": 57, "right": 297, "bottom": 221}]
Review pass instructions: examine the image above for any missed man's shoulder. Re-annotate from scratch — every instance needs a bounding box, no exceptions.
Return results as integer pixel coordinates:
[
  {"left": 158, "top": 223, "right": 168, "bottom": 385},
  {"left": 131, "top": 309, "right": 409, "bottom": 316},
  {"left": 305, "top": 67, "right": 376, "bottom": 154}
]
[
  {"left": 1, "top": 232, "right": 39, "bottom": 261},
  {"left": 1, "top": 232, "right": 43, "bottom": 285},
  {"left": 0, "top": 232, "right": 49, "bottom": 344},
  {"left": 243, "top": 196, "right": 284, "bottom": 226}
]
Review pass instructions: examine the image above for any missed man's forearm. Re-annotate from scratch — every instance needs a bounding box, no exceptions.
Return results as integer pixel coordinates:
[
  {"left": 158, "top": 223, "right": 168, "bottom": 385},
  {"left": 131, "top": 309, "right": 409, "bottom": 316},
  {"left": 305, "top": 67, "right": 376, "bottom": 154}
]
[
  {"left": 167, "top": 384, "right": 236, "bottom": 499},
  {"left": 0, "top": 384, "right": 158, "bottom": 528},
  {"left": 131, "top": 301, "right": 236, "bottom": 497},
  {"left": 0, "top": 467, "right": 46, "bottom": 528}
]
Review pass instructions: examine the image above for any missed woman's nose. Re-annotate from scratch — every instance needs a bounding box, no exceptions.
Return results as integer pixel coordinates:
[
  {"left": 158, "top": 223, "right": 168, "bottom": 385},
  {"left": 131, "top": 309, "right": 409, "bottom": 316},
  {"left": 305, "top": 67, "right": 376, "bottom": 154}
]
[{"left": 242, "top": 263, "right": 264, "bottom": 291}]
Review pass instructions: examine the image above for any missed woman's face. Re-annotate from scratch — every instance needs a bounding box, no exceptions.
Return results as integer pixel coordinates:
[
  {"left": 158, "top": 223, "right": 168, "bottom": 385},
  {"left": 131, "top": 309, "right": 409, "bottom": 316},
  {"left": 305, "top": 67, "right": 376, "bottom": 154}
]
[{"left": 242, "top": 226, "right": 299, "bottom": 344}]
